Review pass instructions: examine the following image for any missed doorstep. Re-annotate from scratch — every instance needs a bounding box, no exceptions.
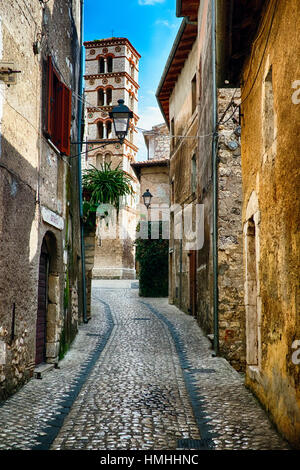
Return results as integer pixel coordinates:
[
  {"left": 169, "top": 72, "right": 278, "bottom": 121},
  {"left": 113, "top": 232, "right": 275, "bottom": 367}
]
[{"left": 33, "top": 363, "right": 55, "bottom": 379}]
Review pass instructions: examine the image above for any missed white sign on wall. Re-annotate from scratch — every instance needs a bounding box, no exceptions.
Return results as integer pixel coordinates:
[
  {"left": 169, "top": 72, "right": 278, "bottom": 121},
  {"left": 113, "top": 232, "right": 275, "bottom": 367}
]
[
  {"left": 41, "top": 206, "right": 64, "bottom": 231},
  {"left": 0, "top": 341, "right": 6, "bottom": 365}
]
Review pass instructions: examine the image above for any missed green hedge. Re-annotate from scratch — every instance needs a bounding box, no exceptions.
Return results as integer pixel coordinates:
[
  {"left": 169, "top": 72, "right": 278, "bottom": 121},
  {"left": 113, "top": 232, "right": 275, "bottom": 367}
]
[{"left": 135, "top": 221, "right": 169, "bottom": 297}]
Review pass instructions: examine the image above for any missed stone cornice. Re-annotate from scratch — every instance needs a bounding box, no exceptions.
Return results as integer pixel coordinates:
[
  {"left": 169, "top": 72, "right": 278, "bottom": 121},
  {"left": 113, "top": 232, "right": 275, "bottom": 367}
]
[
  {"left": 84, "top": 72, "right": 140, "bottom": 90},
  {"left": 84, "top": 38, "right": 141, "bottom": 60},
  {"left": 86, "top": 107, "right": 140, "bottom": 123}
]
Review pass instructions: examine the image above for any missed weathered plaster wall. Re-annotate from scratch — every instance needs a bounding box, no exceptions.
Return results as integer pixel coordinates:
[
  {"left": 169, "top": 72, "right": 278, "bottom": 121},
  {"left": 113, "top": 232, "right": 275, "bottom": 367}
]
[
  {"left": 0, "top": 0, "right": 82, "bottom": 400},
  {"left": 240, "top": 0, "right": 300, "bottom": 447}
]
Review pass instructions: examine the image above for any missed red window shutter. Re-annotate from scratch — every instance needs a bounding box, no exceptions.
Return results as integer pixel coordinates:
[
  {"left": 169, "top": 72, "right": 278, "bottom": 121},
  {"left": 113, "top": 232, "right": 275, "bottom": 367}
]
[
  {"left": 46, "top": 56, "right": 54, "bottom": 137},
  {"left": 60, "top": 84, "right": 72, "bottom": 155}
]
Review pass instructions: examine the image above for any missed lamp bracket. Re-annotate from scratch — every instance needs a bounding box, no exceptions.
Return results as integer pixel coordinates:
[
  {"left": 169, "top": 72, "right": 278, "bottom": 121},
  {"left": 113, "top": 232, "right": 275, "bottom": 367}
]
[{"left": 0, "top": 62, "right": 21, "bottom": 85}]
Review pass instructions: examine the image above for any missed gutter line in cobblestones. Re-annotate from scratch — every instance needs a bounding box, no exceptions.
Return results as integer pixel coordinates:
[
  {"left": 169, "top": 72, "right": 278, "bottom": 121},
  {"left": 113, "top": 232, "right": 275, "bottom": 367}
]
[
  {"left": 32, "top": 298, "right": 114, "bottom": 451},
  {"left": 140, "top": 301, "right": 218, "bottom": 450}
]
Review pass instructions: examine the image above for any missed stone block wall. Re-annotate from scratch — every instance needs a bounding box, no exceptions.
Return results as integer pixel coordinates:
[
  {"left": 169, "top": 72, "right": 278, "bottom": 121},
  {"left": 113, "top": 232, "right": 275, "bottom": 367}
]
[{"left": 217, "top": 88, "right": 245, "bottom": 372}]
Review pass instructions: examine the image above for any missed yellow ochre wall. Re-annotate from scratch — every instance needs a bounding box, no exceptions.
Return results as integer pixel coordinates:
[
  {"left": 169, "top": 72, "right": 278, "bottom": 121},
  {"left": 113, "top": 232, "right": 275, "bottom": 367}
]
[{"left": 241, "top": 0, "right": 300, "bottom": 447}]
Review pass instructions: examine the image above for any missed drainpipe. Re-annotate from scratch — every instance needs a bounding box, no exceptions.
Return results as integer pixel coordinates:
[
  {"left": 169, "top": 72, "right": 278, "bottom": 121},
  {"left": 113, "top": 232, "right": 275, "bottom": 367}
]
[
  {"left": 77, "top": 0, "right": 88, "bottom": 323},
  {"left": 212, "top": 0, "right": 219, "bottom": 354}
]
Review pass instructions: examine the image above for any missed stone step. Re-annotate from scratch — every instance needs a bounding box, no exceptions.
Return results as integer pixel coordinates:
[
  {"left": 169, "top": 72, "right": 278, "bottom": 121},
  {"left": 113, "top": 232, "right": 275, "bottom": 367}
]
[{"left": 33, "top": 363, "right": 55, "bottom": 379}]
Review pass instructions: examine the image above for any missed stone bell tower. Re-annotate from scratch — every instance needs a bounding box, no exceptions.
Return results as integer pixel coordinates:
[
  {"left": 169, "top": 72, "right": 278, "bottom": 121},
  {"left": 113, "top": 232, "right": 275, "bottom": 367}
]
[{"left": 83, "top": 37, "right": 140, "bottom": 279}]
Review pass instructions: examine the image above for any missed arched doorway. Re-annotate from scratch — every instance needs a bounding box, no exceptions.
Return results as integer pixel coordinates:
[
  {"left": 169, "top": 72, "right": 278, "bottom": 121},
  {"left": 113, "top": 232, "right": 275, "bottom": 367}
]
[{"left": 35, "top": 239, "right": 49, "bottom": 365}]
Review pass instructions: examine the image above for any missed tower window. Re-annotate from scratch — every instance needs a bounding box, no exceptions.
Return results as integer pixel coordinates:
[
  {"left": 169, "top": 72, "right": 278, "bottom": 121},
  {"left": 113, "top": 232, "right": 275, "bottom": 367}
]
[
  {"left": 99, "top": 58, "right": 105, "bottom": 73},
  {"left": 107, "top": 57, "right": 113, "bottom": 73},
  {"left": 98, "top": 122, "right": 104, "bottom": 139},
  {"left": 107, "top": 121, "right": 112, "bottom": 139},
  {"left": 107, "top": 88, "right": 112, "bottom": 105},
  {"left": 98, "top": 89, "right": 104, "bottom": 106}
]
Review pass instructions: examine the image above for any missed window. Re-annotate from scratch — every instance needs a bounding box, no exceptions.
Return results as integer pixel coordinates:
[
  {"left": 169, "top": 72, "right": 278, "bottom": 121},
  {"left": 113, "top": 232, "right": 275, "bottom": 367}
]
[
  {"left": 98, "top": 122, "right": 104, "bottom": 139},
  {"left": 96, "top": 153, "right": 103, "bottom": 168},
  {"left": 45, "top": 56, "right": 72, "bottom": 155},
  {"left": 263, "top": 66, "right": 275, "bottom": 152},
  {"left": 98, "top": 89, "right": 104, "bottom": 106},
  {"left": 130, "top": 64, "right": 134, "bottom": 79},
  {"left": 105, "top": 153, "right": 111, "bottom": 164},
  {"left": 191, "top": 154, "right": 197, "bottom": 193},
  {"left": 130, "top": 94, "right": 134, "bottom": 110},
  {"left": 107, "top": 121, "right": 112, "bottom": 139},
  {"left": 191, "top": 74, "right": 197, "bottom": 114},
  {"left": 99, "top": 58, "right": 105, "bottom": 73},
  {"left": 106, "top": 88, "right": 112, "bottom": 105},
  {"left": 107, "top": 57, "right": 113, "bottom": 72}
]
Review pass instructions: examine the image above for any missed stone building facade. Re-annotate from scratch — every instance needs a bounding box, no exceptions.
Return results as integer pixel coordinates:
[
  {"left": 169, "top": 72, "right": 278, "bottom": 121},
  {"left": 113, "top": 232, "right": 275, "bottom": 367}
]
[
  {"left": 83, "top": 37, "right": 140, "bottom": 279},
  {"left": 0, "top": 1, "right": 83, "bottom": 400},
  {"left": 132, "top": 123, "right": 169, "bottom": 217},
  {"left": 217, "top": 0, "right": 300, "bottom": 447},
  {"left": 142, "top": 123, "right": 169, "bottom": 161},
  {"left": 156, "top": 0, "right": 246, "bottom": 371}
]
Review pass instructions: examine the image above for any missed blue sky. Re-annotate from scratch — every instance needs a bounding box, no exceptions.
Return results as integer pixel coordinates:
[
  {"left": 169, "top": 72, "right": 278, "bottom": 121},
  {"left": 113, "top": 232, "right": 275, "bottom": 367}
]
[{"left": 84, "top": 0, "right": 181, "bottom": 160}]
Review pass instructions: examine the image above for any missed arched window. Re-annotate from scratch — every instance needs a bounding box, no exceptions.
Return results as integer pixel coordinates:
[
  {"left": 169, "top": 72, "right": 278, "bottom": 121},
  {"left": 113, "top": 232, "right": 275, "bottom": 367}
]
[
  {"left": 106, "top": 88, "right": 112, "bottom": 105},
  {"left": 130, "top": 64, "right": 134, "bottom": 79},
  {"left": 96, "top": 153, "right": 103, "bottom": 168},
  {"left": 107, "top": 56, "right": 113, "bottom": 72},
  {"left": 98, "top": 89, "right": 104, "bottom": 106},
  {"left": 99, "top": 58, "right": 105, "bottom": 73},
  {"left": 105, "top": 153, "right": 111, "bottom": 164},
  {"left": 107, "top": 121, "right": 112, "bottom": 139},
  {"left": 98, "top": 122, "right": 104, "bottom": 139},
  {"left": 130, "top": 94, "right": 134, "bottom": 110}
]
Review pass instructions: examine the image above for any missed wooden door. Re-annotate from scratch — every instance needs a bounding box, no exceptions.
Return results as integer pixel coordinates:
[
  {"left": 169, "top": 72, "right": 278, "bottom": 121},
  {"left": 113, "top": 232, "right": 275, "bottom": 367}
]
[
  {"left": 35, "top": 242, "right": 49, "bottom": 365},
  {"left": 189, "top": 250, "right": 197, "bottom": 317}
]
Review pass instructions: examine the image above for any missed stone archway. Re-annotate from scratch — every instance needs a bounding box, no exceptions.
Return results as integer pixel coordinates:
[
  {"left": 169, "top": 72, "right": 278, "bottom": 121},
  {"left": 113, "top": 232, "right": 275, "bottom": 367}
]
[{"left": 35, "top": 231, "right": 61, "bottom": 366}]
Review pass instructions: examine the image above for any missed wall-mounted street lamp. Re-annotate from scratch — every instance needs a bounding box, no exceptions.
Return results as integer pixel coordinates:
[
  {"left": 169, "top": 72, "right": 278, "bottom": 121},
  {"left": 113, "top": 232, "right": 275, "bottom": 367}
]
[
  {"left": 109, "top": 99, "right": 133, "bottom": 144},
  {"left": 142, "top": 189, "right": 153, "bottom": 209},
  {"left": 72, "top": 99, "right": 133, "bottom": 147}
]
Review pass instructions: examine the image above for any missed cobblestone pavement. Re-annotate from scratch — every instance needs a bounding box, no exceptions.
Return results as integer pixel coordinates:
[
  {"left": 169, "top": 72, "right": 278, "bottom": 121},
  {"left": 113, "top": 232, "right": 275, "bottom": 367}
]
[{"left": 0, "top": 281, "right": 290, "bottom": 450}]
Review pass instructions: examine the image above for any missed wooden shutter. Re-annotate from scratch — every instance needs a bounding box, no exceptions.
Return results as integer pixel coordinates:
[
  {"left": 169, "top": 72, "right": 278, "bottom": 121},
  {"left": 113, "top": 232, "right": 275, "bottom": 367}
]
[
  {"left": 46, "top": 56, "right": 54, "bottom": 137},
  {"left": 60, "top": 84, "right": 72, "bottom": 155}
]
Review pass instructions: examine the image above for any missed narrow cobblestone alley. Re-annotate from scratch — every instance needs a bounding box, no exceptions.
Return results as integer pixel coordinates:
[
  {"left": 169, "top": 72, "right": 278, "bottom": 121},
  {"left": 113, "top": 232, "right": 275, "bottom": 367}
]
[{"left": 0, "top": 282, "right": 290, "bottom": 451}]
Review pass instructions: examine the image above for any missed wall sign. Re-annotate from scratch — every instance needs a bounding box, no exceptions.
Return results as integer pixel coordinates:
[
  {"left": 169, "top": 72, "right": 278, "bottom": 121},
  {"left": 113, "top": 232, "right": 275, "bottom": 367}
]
[{"left": 41, "top": 206, "right": 64, "bottom": 231}]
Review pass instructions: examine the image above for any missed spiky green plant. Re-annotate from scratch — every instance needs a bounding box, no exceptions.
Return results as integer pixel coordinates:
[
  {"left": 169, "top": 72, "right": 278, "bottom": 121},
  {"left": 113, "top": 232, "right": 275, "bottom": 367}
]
[{"left": 82, "top": 162, "right": 134, "bottom": 228}]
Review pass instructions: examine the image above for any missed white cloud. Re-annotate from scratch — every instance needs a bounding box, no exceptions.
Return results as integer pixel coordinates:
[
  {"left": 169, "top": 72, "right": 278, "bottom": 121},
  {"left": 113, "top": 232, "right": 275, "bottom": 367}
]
[
  {"left": 138, "top": 0, "right": 165, "bottom": 5},
  {"left": 155, "top": 19, "right": 177, "bottom": 28}
]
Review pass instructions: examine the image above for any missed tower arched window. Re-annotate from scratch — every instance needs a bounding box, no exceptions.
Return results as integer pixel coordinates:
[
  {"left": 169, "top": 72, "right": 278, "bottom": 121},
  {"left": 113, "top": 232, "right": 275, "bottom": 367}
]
[
  {"left": 107, "top": 121, "right": 112, "bottom": 139},
  {"left": 99, "top": 58, "right": 105, "bottom": 73},
  {"left": 130, "top": 64, "right": 134, "bottom": 79},
  {"left": 96, "top": 153, "right": 104, "bottom": 168},
  {"left": 105, "top": 153, "right": 111, "bottom": 164},
  {"left": 98, "top": 89, "right": 104, "bottom": 106},
  {"left": 107, "top": 56, "right": 113, "bottom": 72},
  {"left": 129, "top": 128, "right": 134, "bottom": 143},
  {"left": 106, "top": 88, "right": 112, "bottom": 105},
  {"left": 130, "top": 94, "right": 134, "bottom": 111},
  {"left": 98, "top": 122, "right": 104, "bottom": 139}
]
